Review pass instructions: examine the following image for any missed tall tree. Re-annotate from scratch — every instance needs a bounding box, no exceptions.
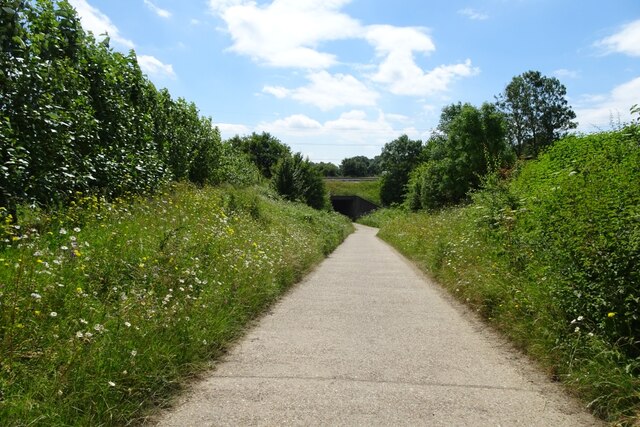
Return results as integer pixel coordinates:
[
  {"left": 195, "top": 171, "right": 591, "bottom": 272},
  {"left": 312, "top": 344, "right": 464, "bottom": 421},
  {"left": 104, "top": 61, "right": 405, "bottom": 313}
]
[
  {"left": 496, "top": 70, "right": 577, "bottom": 157},
  {"left": 408, "top": 103, "right": 514, "bottom": 210},
  {"left": 229, "top": 132, "right": 290, "bottom": 178},
  {"left": 379, "top": 135, "right": 422, "bottom": 206},
  {"left": 340, "top": 156, "right": 371, "bottom": 177}
]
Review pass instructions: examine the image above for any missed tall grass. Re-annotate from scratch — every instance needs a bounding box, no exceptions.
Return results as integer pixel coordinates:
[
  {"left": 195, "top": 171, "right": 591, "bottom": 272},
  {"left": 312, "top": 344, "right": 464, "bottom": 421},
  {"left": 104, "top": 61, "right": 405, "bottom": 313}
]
[
  {"left": 0, "top": 183, "right": 352, "bottom": 425},
  {"left": 325, "top": 178, "right": 381, "bottom": 205},
  {"left": 365, "top": 127, "right": 640, "bottom": 424}
]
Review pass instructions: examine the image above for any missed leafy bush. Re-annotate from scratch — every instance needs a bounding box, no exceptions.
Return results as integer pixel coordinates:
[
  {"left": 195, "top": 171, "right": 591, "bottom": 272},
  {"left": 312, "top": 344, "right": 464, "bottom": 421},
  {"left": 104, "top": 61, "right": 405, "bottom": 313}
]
[
  {"left": 0, "top": 1, "right": 226, "bottom": 220},
  {"left": 272, "top": 153, "right": 328, "bottom": 210},
  {"left": 406, "top": 103, "right": 515, "bottom": 210},
  {"left": 228, "top": 132, "right": 290, "bottom": 179},
  {"left": 376, "top": 126, "right": 640, "bottom": 422},
  {"left": 379, "top": 135, "right": 423, "bottom": 206},
  {"left": 506, "top": 129, "right": 640, "bottom": 357}
]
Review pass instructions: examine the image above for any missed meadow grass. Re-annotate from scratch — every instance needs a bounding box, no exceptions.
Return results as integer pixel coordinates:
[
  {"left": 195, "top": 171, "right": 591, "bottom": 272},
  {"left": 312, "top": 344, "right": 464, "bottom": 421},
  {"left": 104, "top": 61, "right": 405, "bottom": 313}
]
[
  {"left": 0, "top": 183, "right": 353, "bottom": 425},
  {"left": 325, "top": 178, "right": 381, "bottom": 206},
  {"left": 365, "top": 205, "right": 639, "bottom": 424}
]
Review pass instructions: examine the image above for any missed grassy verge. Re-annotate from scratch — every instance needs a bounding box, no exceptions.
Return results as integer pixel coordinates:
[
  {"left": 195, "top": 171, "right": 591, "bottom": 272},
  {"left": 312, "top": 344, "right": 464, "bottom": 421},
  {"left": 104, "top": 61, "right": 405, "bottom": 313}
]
[
  {"left": 325, "top": 178, "right": 381, "bottom": 205},
  {"left": 362, "top": 128, "right": 640, "bottom": 424},
  {"left": 370, "top": 207, "right": 639, "bottom": 424},
  {"left": 0, "top": 183, "right": 353, "bottom": 425}
]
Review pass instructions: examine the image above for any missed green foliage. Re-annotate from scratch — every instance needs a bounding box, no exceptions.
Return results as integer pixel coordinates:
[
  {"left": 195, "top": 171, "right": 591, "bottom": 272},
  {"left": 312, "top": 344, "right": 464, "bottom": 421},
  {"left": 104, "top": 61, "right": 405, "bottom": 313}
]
[
  {"left": 496, "top": 70, "right": 577, "bottom": 157},
  {"left": 379, "top": 135, "right": 423, "bottom": 206},
  {"left": 0, "top": 1, "right": 227, "bottom": 221},
  {"left": 228, "top": 132, "right": 290, "bottom": 179},
  {"left": 216, "top": 143, "right": 263, "bottom": 187},
  {"left": 312, "top": 161, "right": 340, "bottom": 177},
  {"left": 325, "top": 178, "right": 381, "bottom": 206},
  {"left": 506, "top": 130, "right": 640, "bottom": 357},
  {"left": 376, "top": 127, "right": 640, "bottom": 423},
  {"left": 272, "top": 153, "right": 328, "bottom": 210},
  {"left": 340, "top": 155, "right": 376, "bottom": 177},
  {"left": 406, "top": 103, "right": 514, "bottom": 210},
  {"left": 0, "top": 183, "right": 353, "bottom": 425}
]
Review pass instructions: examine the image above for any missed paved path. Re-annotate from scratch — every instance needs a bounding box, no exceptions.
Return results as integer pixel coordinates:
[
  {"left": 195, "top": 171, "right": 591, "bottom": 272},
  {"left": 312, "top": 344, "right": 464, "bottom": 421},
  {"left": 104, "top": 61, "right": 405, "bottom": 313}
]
[{"left": 156, "top": 225, "right": 600, "bottom": 426}]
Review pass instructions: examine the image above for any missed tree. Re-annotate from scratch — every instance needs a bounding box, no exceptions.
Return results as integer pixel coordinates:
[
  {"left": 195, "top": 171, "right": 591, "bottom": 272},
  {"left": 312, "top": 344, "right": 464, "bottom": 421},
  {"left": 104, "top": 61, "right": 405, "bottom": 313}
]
[
  {"left": 229, "top": 132, "right": 290, "bottom": 178},
  {"left": 496, "top": 70, "right": 577, "bottom": 157},
  {"left": 407, "top": 103, "right": 515, "bottom": 210},
  {"left": 272, "top": 153, "right": 327, "bottom": 210},
  {"left": 312, "top": 162, "right": 340, "bottom": 177},
  {"left": 340, "top": 156, "right": 370, "bottom": 177},
  {"left": 379, "top": 135, "right": 423, "bottom": 206}
]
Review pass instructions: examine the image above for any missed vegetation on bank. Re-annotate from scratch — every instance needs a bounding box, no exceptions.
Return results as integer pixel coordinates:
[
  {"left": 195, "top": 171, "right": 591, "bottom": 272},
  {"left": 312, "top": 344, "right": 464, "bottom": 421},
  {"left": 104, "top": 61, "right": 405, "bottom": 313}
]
[
  {"left": 361, "top": 127, "right": 640, "bottom": 423},
  {"left": 325, "top": 178, "right": 382, "bottom": 206},
  {"left": 0, "top": 183, "right": 352, "bottom": 425}
]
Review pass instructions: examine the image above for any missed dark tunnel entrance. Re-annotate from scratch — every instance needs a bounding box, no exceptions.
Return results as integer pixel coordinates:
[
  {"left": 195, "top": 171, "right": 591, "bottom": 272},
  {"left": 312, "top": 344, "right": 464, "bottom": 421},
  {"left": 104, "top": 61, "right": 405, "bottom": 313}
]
[{"left": 330, "top": 196, "right": 379, "bottom": 221}]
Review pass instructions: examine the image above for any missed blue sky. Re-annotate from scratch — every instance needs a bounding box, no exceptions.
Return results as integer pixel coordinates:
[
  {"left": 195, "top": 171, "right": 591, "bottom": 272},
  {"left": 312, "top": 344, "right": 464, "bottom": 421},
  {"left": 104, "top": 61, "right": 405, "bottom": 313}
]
[{"left": 68, "top": 0, "right": 640, "bottom": 164}]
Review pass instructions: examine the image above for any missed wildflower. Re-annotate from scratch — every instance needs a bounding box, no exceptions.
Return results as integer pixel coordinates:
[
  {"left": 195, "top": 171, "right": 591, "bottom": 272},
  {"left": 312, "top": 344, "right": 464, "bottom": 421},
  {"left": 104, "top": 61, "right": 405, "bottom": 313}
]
[
  {"left": 59, "top": 228, "right": 67, "bottom": 235},
  {"left": 73, "top": 250, "right": 81, "bottom": 257},
  {"left": 76, "top": 331, "right": 84, "bottom": 338},
  {"left": 124, "top": 321, "right": 131, "bottom": 328},
  {"left": 574, "top": 326, "right": 580, "bottom": 333},
  {"left": 31, "top": 292, "right": 42, "bottom": 299},
  {"left": 588, "top": 332, "right": 594, "bottom": 337},
  {"left": 577, "top": 316, "right": 584, "bottom": 321},
  {"left": 131, "top": 349, "right": 137, "bottom": 357},
  {"left": 607, "top": 312, "right": 616, "bottom": 318},
  {"left": 79, "top": 318, "right": 88, "bottom": 324},
  {"left": 61, "top": 246, "right": 69, "bottom": 251},
  {"left": 73, "top": 227, "right": 81, "bottom": 233},
  {"left": 94, "top": 324, "right": 104, "bottom": 332},
  {"left": 85, "top": 332, "right": 93, "bottom": 338},
  {"left": 70, "top": 236, "right": 77, "bottom": 242},
  {"left": 108, "top": 381, "right": 116, "bottom": 387},
  {"left": 50, "top": 312, "right": 57, "bottom": 317}
]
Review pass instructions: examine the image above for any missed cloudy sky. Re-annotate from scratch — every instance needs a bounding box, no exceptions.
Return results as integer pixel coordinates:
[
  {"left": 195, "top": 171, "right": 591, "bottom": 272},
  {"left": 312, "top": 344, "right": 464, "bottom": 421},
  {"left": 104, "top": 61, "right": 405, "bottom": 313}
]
[{"left": 68, "top": 0, "right": 640, "bottom": 163}]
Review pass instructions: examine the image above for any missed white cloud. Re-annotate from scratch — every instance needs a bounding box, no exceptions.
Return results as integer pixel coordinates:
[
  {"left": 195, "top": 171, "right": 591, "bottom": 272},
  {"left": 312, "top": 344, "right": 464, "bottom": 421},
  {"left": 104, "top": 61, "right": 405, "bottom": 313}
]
[
  {"left": 263, "top": 71, "right": 379, "bottom": 110},
  {"left": 458, "top": 8, "right": 488, "bottom": 21},
  {"left": 595, "top": 19, "right": 640, "bottom": 57},
  {"left": 575, "top": 76, "right": 640, "bottom": 130},
  {"left": 68, "top": 0, "right": 134, "bottom": 49},
  {"left": 364, "top": 25, "right": 478, "bottom": 96},
  {"left": 261, "top": 114, "right": 323, "bottom": 134},
  {"left": 372, "top": 57, "right": 479, "bottom": 96},
  {"left": 143, "top": 0, "right": 172, "bottom": 18},
  {"left": 256, "top": 110, "right": 398, "bottom": 143},
  {"left": 365, "top": 25, "right": 435, "bottom": 56},
  {"left": 553, "top": 68, "right": 579, "bottom": 79},
  {"left": 211, "top": 0, "right": 362, "bottom": 68},
  {"left": 137, "top": 55, "right": 176, "bottom": 79},
  {"left": 217, "top": 110, "right": 424, "bottom": 161},
  {"left": 262, "top": 86, "right": 291, "bottom": 99},
  {"left": 215, "top": 123, "right": 251, "bottom": 137}
]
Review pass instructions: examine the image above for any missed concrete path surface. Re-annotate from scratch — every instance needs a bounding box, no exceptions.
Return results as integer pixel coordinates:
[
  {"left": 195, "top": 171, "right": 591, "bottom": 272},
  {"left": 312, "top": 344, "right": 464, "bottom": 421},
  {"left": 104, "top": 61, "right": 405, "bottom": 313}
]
[{"left": 155, "top": 224, "right": 600, "bottom": 426}]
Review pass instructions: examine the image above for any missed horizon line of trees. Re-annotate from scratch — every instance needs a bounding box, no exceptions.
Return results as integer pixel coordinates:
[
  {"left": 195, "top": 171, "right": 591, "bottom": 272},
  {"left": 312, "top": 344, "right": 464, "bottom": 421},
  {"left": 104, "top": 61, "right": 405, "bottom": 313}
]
[{"left": 373, "top": 70, "right": 579, "bottom": 208}]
